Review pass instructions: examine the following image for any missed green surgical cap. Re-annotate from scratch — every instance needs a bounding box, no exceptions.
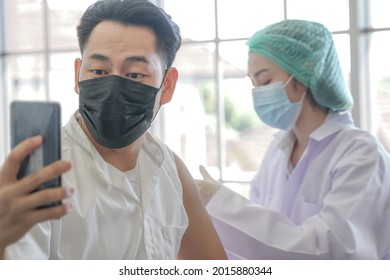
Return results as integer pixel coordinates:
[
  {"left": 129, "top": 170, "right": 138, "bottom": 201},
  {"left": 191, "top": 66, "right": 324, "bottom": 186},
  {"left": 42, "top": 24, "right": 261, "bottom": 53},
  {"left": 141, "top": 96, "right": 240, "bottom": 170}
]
[{"left": 247, "top": 19, "right": 353, "bottom": 111}]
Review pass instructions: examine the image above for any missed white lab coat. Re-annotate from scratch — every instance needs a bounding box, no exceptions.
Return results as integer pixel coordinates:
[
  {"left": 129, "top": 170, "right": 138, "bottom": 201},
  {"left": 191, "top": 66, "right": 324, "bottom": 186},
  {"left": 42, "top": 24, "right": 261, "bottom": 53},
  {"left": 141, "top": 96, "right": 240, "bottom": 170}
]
[
  {"left": 207, "top": 112, "right": 390, "bottom": 259},
  {"left": 6, "top": 112, "right": 188, "bottom": 259}
]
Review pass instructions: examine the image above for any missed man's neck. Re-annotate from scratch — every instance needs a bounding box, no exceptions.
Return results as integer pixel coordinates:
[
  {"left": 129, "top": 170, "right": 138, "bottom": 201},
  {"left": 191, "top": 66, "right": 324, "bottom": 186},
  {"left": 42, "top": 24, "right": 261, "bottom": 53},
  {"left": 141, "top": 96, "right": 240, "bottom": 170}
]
[{"left": 79, "top": 118, "right": 144, "bottom": 172}]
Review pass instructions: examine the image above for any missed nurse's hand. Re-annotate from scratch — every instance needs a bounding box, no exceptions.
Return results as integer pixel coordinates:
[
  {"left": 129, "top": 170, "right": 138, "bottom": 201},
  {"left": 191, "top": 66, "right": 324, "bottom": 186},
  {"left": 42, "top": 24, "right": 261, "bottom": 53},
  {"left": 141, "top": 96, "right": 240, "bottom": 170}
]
[
  {"left": 0, "top": 136, "right": 73, "bottom": 259},
  {"left": 195, "top": 165, "right": 223, "bottom": 205}
]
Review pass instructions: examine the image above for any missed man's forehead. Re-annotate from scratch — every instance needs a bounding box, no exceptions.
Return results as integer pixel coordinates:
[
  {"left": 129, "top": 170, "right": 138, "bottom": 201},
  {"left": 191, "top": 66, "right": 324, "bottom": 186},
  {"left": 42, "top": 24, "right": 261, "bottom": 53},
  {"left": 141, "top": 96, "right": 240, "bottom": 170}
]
[{"left": 83, "top": 21, "right": 158, "bottom": 54}]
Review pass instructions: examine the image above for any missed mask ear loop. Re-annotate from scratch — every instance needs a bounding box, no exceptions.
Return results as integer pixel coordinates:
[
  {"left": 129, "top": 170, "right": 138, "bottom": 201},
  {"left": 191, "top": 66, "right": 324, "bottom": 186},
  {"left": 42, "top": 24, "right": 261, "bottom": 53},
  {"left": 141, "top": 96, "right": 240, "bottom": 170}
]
[
  {"left": 150, "top": 69, "right": 168, "bottom": 122},
  {"left": 157, "top": 69, "right": 168, "bottom": 91},
  {"left": 287, "top": 76, "right": 307, "bottom": 103},
  {"left": 299, "top": 90, "right": 307, "bottom": 102},
  {"left": 284, "top": 75, "right": 294, "bottom": 87}
]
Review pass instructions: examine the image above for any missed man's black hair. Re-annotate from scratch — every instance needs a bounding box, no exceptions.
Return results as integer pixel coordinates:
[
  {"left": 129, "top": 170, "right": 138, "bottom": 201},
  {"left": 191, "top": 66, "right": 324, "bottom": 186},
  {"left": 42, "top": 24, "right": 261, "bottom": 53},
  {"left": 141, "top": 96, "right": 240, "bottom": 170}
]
[{"left": 77, "top": 0, "right": 181, "bottom": 68}]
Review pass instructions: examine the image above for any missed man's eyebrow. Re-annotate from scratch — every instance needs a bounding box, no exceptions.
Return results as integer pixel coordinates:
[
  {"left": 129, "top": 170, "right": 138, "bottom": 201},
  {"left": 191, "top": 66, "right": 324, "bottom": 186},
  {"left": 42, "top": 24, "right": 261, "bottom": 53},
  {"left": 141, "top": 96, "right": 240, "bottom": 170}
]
[
  {"left": 88, "top": 53, "right": 110, "bottom": 62},
  {"left": 87, "top": 54, "right": 150, "bottom": 65},
  {"left": 124, "top": 56, "right": 150, "bottom": 64}
]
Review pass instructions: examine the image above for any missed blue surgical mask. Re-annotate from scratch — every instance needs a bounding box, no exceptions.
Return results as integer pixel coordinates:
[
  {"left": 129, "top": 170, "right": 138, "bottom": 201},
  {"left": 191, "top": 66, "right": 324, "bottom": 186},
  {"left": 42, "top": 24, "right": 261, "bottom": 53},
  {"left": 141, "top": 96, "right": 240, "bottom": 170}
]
[{"left": 252, "top": 76, "right": 305, "bottom": 130}]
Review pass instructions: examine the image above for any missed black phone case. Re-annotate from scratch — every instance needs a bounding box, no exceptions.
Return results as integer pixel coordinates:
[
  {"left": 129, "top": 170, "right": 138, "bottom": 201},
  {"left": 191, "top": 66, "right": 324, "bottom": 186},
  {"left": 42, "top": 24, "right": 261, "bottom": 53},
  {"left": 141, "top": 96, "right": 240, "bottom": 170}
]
[{"left": 10, "top": 101, "right": 62, "bottom": 208}]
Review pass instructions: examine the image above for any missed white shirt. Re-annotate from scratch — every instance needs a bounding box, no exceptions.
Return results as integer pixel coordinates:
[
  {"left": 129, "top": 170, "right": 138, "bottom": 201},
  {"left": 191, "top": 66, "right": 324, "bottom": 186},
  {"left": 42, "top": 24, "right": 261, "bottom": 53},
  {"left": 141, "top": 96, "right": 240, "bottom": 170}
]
[
  {"left": 207, "top": 112, "right": 390, "bottom": 259},
  {"left": 6, "top": 112, "right": 188, "bottom": 259}
]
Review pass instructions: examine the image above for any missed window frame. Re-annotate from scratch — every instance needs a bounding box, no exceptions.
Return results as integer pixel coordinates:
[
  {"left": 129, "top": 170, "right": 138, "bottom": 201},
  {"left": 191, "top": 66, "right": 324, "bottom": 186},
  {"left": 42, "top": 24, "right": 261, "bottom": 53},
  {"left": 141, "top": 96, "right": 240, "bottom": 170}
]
[{"left": 0, "top": 0, "right": 389, "bottom": 187}]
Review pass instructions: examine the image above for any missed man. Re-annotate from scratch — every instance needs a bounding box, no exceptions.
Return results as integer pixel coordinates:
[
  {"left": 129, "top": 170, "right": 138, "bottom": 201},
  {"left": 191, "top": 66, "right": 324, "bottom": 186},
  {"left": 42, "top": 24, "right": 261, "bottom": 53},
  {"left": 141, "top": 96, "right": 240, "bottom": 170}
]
[{"left": 2, "top": 0, "right": 226, "bottom": 259}]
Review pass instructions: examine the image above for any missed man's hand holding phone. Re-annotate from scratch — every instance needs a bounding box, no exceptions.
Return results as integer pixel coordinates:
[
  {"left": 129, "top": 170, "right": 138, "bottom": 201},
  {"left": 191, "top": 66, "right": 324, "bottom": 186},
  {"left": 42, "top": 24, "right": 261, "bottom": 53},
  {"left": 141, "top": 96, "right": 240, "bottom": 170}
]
[{"left": 0, "top": 136, "right": 73, "bottom": 259}]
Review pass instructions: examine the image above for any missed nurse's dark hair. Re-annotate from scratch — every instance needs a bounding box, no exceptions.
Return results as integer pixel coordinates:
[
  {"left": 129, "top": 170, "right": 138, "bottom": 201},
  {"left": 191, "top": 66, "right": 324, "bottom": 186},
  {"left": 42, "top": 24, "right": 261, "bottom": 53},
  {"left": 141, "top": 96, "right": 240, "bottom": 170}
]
[
  {"left": 76, "top": 0, "right": 181, "bottom": 68},
  {"left": 292, "top": 78, "right": 328, "bottom": 112}
]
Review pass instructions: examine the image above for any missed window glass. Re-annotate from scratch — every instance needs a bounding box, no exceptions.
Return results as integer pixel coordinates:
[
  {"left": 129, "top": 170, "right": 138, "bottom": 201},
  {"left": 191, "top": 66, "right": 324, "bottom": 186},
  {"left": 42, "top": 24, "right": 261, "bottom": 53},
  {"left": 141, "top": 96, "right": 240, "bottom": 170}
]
[
  {"left": 370, "top": 0, "right": 390, "bottom": 28},
  {"left": 164, "top": 0, "right": 216, "bottom": 41},
  {"left": 217, "top": 0, "right": 284, "bottom": 39},
  {"left": 287, "top": 0, "right": 349, "bottom": 31},
  {"left": 370, "top": 32, "right": 390, "bottom": 152},
  {"left": 9, "top": 54, "right": 46, "bottom": 101},
  {"left": 47, "top": 0, "right": 95, "bottom": 49},
  {"left": 7, "top": 0, "right": 45, "bottom": 51},
  {"left": 49, "top": 52, "right": 79, "bottom": 125},
  {"left": 219, "top": 40, "right": 275, "bottom": 182},
  {"left": 0, "top": 0, "right": 386, "bottom": 196},
  {"left": 332, "top": 34, "right": 351, "bottom": 89},
  {"left": 0, "top": 58, "right": 6, "bottom": 163},
  {"left": 164, "top": 43, "right": 217, "bottom": 178}
]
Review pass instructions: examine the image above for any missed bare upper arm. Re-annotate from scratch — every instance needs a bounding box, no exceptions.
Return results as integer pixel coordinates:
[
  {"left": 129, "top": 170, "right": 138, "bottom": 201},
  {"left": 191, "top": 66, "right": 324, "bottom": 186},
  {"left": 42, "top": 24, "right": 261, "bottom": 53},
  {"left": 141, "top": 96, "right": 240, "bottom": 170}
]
[{"left": 173, "top": 153, "right": 227, "bottom": 260}]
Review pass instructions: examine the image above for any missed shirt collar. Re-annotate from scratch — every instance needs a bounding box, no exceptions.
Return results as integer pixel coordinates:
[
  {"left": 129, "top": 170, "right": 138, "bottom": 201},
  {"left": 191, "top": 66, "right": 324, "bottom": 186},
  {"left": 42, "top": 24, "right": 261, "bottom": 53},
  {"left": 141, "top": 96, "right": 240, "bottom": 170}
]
[
  {"left": 309, "top": 111, "right": 355, "bottom": 141},
  {"left": 64, "top": 110, "right": 165, "bottom": 185},
  {"left": 274, "top": 111, "right": 355, "bottom": 155},
  {"left": 64, "top": 111, "right": 94, "bottom": 153}
]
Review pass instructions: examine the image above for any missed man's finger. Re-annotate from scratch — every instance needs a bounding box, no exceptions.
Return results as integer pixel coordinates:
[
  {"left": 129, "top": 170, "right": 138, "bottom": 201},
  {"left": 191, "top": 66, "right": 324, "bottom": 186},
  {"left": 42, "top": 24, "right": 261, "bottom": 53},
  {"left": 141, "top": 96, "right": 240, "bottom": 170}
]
[
  {"left": 26, "top": 204, "right": 69, "bottom": 227},
  {"left": 13, "top": 187, "right": 68, "bottom": 213},
  {"left": 0, "top": 136, "right": 43, "bottom": 183},
  {"left": 14, "top": 160, "right": 72, "bottom": 195}
]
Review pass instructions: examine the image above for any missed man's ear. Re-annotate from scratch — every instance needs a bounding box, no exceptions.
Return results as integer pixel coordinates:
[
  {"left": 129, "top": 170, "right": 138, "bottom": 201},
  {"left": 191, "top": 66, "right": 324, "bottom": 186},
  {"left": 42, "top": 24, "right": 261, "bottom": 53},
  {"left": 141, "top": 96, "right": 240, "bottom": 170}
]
[
  {"left": 74, "top": 58, "right": 82, "bottom": 94},
  {"left": 160, "top": 67, "right": 178, "bottom": 105}
]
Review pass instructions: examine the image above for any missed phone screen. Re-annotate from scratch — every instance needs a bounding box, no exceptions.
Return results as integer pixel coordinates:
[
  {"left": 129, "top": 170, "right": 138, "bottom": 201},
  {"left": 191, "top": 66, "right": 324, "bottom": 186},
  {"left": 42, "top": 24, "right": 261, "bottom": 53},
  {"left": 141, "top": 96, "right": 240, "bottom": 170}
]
[{"left": 10, "top": 101, "right": 62, "bottom": 208}]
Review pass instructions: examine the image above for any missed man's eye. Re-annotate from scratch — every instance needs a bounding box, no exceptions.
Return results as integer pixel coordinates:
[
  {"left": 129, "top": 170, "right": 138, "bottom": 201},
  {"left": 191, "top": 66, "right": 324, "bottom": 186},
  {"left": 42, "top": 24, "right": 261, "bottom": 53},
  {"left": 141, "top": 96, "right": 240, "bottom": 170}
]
[
  {"left": 91, "top": 69, "right": 108, "bottom": 76},
  {"left": 127, "top": 73, "right": 145, "bottom": 79}
]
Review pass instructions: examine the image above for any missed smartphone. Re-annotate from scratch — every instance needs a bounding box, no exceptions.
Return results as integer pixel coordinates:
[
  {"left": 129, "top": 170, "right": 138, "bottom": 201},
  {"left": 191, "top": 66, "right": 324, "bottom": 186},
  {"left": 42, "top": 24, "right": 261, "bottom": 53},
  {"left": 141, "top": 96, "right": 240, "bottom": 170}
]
[{"left": 10, "top": 101, "right": 62, "bottom": 208}]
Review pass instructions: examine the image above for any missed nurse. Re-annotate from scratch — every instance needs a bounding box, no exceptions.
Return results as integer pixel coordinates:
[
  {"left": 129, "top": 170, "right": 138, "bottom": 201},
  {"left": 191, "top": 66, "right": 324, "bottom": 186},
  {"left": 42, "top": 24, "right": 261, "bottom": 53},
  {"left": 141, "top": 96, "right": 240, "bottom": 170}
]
[{"left": 197, "top": 19, "right": 390, "bottom": 259}]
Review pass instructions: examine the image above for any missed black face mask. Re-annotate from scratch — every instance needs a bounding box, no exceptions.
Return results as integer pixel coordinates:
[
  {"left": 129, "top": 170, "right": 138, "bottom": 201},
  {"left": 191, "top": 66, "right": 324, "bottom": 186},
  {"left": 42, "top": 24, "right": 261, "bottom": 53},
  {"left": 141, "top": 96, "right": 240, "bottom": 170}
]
[{"left": 78, "top": 75, "right": 161, "bottom": 148}]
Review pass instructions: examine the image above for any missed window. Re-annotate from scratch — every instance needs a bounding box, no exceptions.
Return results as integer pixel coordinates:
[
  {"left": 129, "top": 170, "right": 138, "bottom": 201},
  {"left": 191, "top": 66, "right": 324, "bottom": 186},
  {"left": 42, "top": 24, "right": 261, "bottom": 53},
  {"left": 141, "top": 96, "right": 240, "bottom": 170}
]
[
  {"left": 369, "top": 1, "right": 390, "bottom": 152},
  {"left": 1, "top": 1, "right": 389, "bottom": 199},
  {"left": 162, "top": 0, "right": 390, "bottom": 197},
  {"left": 0, "top": 0, "right": 95, "bottom": 163}
]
